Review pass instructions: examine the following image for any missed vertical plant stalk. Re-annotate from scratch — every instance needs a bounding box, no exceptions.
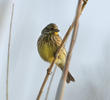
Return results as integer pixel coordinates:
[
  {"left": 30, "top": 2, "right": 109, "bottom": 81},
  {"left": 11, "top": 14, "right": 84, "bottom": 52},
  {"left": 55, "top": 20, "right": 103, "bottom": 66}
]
[
  {"left": 36, "top": 0, "right": 88, "bottom": 100},
  {"left": 55, "top": 0, "right": 83, "bottom": 100},
  {"left": 45, "top": 65, "right": 57, "bottom": 100},
  {"left": 6, "top": 3, "right": 14, "bottom": 100}
]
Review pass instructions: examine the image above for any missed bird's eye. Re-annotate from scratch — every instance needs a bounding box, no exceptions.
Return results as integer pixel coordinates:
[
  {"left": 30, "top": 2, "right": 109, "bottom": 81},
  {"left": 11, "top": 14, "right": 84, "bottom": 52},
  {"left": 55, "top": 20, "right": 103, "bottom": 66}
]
[{"left": 50, "top": 28, "right": 54, "bottom": 30}]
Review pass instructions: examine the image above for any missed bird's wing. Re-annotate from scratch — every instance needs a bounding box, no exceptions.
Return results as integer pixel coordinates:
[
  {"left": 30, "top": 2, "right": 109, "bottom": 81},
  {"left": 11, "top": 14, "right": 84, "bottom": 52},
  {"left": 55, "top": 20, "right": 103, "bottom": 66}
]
[{"left": 53, "top": 35, "right": 67, "bottom": 56}]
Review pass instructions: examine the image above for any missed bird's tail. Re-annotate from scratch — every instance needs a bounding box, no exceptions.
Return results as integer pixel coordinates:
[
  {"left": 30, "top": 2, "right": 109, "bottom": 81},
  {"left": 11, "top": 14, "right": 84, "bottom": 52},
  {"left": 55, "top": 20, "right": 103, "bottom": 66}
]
[
  {"left": 56, "top": 63, "right": 75, "bottom": 83},
  {"left": 66, "top": 72, "right": 75, "bottom": 83}
]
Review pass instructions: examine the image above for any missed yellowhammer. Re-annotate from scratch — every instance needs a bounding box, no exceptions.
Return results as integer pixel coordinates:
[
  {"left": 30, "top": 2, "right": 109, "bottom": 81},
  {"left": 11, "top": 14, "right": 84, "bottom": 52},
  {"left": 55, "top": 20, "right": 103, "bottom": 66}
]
[{"left": 37, "top": 23, "right": 75, "bottom": 83}]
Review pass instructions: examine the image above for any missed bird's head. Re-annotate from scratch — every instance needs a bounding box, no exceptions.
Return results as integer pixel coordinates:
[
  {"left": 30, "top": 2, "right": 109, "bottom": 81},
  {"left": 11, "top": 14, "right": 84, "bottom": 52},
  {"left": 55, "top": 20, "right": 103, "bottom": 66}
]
[{"left": 41, "top": 23, "right": 59, "bottom": 35}]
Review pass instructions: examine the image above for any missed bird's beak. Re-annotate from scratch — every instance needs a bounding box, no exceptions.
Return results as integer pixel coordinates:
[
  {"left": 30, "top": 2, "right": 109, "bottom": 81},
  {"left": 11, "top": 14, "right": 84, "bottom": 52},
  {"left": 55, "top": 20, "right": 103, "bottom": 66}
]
[{"left": 54, "top": 29, "right": 60, "bottom": 32}]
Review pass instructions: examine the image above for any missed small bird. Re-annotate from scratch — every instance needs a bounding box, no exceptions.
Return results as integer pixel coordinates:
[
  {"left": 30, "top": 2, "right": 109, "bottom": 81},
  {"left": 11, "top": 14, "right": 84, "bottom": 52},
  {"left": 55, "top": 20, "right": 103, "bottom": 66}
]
[{"left": 37, "top": 23, "right": 75, "bottom": 83}]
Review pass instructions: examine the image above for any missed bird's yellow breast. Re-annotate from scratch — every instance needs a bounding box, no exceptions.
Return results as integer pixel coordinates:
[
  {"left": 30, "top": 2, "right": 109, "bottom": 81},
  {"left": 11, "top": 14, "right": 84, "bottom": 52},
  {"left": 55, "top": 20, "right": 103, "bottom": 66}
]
[{"left": 38, "top": 42, "right": 55, "bottom": 63}]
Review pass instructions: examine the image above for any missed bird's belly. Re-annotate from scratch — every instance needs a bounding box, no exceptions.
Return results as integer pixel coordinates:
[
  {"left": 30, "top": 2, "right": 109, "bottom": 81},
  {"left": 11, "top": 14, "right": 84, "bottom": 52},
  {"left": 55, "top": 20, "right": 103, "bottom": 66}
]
[{"left": 38, "top": 43, "right": 55, "bottom": 62}]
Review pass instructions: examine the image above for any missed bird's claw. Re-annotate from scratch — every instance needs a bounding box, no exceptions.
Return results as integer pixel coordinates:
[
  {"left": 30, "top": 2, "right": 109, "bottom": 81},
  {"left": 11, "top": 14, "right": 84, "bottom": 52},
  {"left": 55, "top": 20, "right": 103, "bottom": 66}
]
[{"left": 47, "top": 68, "right": 52, "bottom": 75}]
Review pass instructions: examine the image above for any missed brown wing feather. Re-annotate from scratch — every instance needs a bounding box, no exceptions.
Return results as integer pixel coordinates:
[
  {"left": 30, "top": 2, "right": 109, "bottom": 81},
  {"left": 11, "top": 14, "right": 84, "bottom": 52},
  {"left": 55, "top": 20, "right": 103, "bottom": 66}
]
[{"left": 52, "top": 35, "right": 66, "bottom": 56}]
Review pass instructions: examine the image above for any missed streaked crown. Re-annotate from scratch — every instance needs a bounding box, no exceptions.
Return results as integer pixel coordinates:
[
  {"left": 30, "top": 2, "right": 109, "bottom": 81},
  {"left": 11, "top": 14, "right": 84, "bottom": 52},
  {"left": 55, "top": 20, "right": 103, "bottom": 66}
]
[{"left": 41, "top": 23, "right": 59, "bottom": 35}]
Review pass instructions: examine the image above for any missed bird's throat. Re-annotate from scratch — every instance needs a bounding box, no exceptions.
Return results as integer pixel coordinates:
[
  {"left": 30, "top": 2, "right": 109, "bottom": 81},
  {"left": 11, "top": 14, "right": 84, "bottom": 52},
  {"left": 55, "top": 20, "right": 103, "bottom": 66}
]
[{"left": 54, "top": 32, "right": 58, "bottom": 35}]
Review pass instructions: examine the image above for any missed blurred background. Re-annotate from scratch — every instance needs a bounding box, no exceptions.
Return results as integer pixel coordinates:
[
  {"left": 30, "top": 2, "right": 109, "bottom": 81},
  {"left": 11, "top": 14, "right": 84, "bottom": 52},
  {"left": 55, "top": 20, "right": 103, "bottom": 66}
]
[{"left": 0, "top": 0, "right": 110, "bottom": 100}]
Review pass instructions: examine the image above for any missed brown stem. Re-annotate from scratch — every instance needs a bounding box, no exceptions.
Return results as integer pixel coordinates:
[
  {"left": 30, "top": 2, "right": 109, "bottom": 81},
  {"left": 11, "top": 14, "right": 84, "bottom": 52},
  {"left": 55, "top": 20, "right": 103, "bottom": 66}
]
[
  {"left": 55, "top": 0, "right": 83, "bottom": 100},
  {"left": 63, "top": 0, "right": 82, "bottom": 85}
]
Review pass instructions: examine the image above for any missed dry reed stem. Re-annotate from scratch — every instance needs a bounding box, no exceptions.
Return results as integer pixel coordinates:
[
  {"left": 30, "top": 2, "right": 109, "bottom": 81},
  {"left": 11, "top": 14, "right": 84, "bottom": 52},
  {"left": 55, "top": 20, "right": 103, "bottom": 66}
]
[
  {"left": 6, "top": 3, "right": 14, "bottom": 100},
  {"left": 36, "top": 0, "right": 88, "bottom": 100},
  {"left": 55, "top": 0, "right": 83, "bottom": 100},
  {"left": 63, "top": 0, "right": 82, "bottom": 82}
]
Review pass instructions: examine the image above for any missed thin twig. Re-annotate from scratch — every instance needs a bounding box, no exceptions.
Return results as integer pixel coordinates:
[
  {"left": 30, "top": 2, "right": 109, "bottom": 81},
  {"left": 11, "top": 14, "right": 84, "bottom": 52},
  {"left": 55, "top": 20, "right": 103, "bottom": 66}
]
[
  {"left": 36, "top": 0, "right": 88, "bottom": 100},
  {"left": 81, "top": 0, "right": 88, "bottom": 13},
  {"left": 6, "top": 3, "right": 14, "bottom": 100},
  {"left": 63, "top": 0, "right": 82, "bottom": 82},
  {"left": 55, "top": 0, "right": 83, "bottom": 100},
  {"left": 45, "top": 65, "right": 57, "bottom": 100}
]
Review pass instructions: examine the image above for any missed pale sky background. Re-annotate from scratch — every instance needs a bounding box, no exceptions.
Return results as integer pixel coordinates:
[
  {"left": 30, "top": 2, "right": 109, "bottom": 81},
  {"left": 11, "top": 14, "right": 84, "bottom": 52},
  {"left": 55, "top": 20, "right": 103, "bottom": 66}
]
[{"left": 0, "top": 0, "right": 110, "bottom": 100}]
